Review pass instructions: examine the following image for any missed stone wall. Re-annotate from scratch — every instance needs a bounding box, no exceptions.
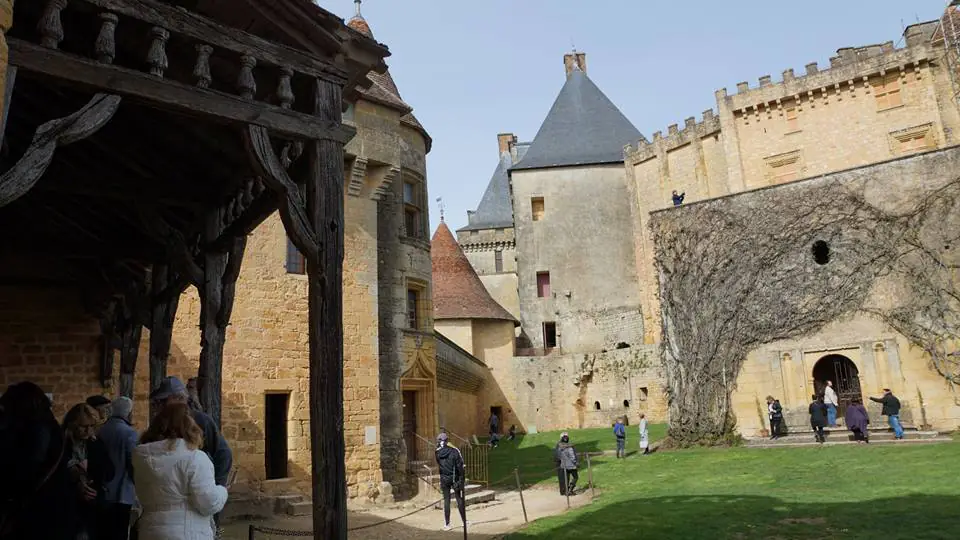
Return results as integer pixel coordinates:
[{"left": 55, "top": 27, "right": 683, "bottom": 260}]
[
  {"left": 437, "top": 387, "right": 481, "bottom": 438},
  {"left": 511, "top": 164, "right": 643, "bottom": 353},
  {"left": 460, "top": 228, "right": 520, "bottom": 320}
]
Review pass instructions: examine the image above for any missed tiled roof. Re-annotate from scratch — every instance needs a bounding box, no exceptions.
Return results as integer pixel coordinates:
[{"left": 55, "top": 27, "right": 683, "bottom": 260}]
[
  {"left": 512, "top": 68, "right": 641, "bottom": 171},
  {"left": 432, "top": 223, "right": 519, "bottom": 324}
]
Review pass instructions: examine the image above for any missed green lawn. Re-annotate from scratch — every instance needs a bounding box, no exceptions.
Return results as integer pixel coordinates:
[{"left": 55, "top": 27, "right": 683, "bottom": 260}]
[{"left": 499, "top": 428, "right": 960, "bottom": 540}]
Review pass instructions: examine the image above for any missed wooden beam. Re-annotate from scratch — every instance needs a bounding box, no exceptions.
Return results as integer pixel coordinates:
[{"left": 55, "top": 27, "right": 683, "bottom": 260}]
[
  {"left": 306, "top": 77, "right": 347, "bottom": 540},
  {"left": 80, "top": 0, "right": 349, "bottom": 82},
  {"left": 10, "top": 39, "right": 357, "bottom": 143},
  {"left": 149, "top": 264, "right": 181, "bottom": 416}
]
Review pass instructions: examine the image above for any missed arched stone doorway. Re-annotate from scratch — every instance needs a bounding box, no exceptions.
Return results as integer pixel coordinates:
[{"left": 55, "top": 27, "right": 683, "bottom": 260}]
[{"left": 812, "top": 354, "right": 863, "bottom": 416}]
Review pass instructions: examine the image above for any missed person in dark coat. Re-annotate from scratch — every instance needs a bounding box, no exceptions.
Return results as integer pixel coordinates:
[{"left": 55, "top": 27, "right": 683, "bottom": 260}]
[
  {"left": 434, "top": 433, "right": 466, "bottom": 532},
  {"left": 0, "top": 382, "right": 74, "bottom": 540},
  {"left": 97, "top": 396, "right": 139, "bottom": 540},
  {"left": 62, "top": 403, "right": 116, "bottom": 540},
  {"left": 808, "top": 394, "right": 828, "bottom": 443},
  {"left": 553, "top": 433, "right": 567, "bottom": 495},
  {"left": 766, "top": 396, "right": 784, "bottom": 439},
  {"left": 557, "top": 433, "right": 579, "bottom": 496},
  {"left": 672, "top": 190, "right": 686, "bottom": 206},
  {"left": 845, "top": 398, "right": 871, "bottom": 444},
  {"left": 870, "top": 389, "right": 903, "bottom": 440}
]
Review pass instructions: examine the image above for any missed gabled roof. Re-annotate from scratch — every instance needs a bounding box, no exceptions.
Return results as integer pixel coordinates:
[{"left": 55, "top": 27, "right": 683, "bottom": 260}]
[
  {"left": 432, "top": 223, "right": 519, "bottom": 324},
  {"left": 512, "top": 68, "right": 641, "bottom": 171}
]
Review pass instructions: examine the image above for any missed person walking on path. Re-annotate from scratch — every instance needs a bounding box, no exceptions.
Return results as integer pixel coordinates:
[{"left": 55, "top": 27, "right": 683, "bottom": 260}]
[
  {"left": 133, "top": 404, "right": 228, "bottom": 540},
  {"left": 435, "top": 433, "right": 466, "bottom": 532},
  {"left": 845, "top": 398, "right": 871, "bottom": 444},
  {"left": 766, "top": 396, "right": 784, "bottom": 439},
  {"left": 638, "top": 414, "right": 651, "bottom": 455},
  {"left": 613, "top": 417, "right": 627, "bottom": 459},
  {"left": 557, "top": 433, "right": 579, "bottom": 496},
  {"left": 97, "top": 397, "right": 139, "bottom": 540},
  {"left": 808, "top": 395, "right": 828, "bottom": 443},
  {"left": 823, "top": 381, "right": 839, "bottom": 427},
  {"left": 553, "top": 434, "right": 567, "bottom": 495},
  {"left": 870, "top": 389, "right": 904, "bottom": 440},
  {"left": 150, "top": 377, "right": 232, "bottom": 536}
]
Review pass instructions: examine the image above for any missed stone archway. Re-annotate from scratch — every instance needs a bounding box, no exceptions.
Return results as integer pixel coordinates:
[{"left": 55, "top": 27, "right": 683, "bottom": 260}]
[{"left": 812, "top": 354, "right": 863, "bottom": 416}]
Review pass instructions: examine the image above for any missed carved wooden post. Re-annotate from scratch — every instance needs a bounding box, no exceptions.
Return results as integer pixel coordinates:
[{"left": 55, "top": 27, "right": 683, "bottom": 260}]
[
  {"left": 306, "top": 77, "right": 346, "bottom": 539},
  {"left": 146, "top": 27, "right": 170, "bottom": 77},
  {"left": 237, "top": 55, "right": 256, "bottom": 99},
  {"left": 94, "top": 12, "right": 118, "bottom": 64},
  {"left": 118, "top": 298, "right": 143, "bottom": 399},
  {"left": 197, "top": 214, "right": 246, "bottom": 428},
  {"left": 277, "top": 67, "right": 294, "bottom": 109},
  {"left": 149, "top": 263, "right": 181, "bottom": 416},
  {"left": 193, "top": 44, "right": 213, "bottom": 88},
  {"left": 37, "top": 0, "right": 68, "bottom": 49}
]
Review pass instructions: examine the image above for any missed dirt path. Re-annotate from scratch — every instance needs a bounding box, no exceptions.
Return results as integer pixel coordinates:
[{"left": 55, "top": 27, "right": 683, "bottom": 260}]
[{"left": 225, "top": 486, "right": 592, "bottom": 539}]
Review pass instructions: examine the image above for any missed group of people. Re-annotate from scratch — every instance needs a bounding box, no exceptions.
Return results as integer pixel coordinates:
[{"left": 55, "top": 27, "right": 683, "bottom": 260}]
[
  {"left": 766, "top": 381, "right": 905, "bottom": 444},
  {"left": 612, "top": 414, "right": 650, "bottom": 458},
  {"left": 0, "top": 376, "right": 233, "bottom": 540}
]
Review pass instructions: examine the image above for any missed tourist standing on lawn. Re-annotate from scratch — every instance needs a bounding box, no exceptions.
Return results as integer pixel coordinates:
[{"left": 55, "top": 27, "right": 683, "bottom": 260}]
[
  {"left": 845, "top": 398, "right": 870, "bottom": 444},
  {"left": 613, "top": 417, "right": 626, "bottom": 458},
  {"left": 435, "top": 432, "right": 466, "bottom": 532},
  {"left": 808, "top": 394, "right": 828, "bottom": 443},
  {"left": 557, "top": 433, "right": 579, "bottom": 496},
  {"left": 766, "top": 396, "right": 784, "bottom": 439},
  {"left": 638, "top": 414, "right": 650, "bottom": 455},
  {"left": 553, "top": 434, "right": 567, "bottom": 495},
  {"left": 823, "top": 380, "right": 839, "bottom": 427},
  {"left": 870, "top": 389, "right": 904, "bottom": 440}
]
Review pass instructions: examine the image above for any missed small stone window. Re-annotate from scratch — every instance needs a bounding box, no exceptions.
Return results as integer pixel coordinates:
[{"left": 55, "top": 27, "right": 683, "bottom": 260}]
[
  {"left": 531, "top": 197, "right": 545, "bottom": 221},
  {"left": 495, "top": 249, "right": 503, "bottom": 273},
  {"left": 285, "top": 238, "right": 306, "bottom": 275},
  {"left": 785, "top": 107, "right": 799, "bottom": 133},
  {"left": 594, "top": 401, "right": 601, "bottom": 411},
  {"left": 406, "top": 281, "right": 428, "bottom": 330},
  {"left": 536, "top": 271, "right": 551, "bottom": 298},
  {"left": 543, "top": 321, "right": 557, "bottom": 349},
  {"left": 638, "top": 387, "right": 648, "bottom": 401},
  {"left": 872, "top": 72, "right": 903, "bottom": 111},
  {"left": 623, "top": 399, "right": 630, "bottom": 408},
  {"left": 812, "top": 240, "right": 830, "bottom": 265}
]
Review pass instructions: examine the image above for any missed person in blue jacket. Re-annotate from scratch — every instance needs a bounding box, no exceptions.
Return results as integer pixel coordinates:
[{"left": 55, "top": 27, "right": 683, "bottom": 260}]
[{"left": 613, "top": 417, "right": 627, "bottom": 459}]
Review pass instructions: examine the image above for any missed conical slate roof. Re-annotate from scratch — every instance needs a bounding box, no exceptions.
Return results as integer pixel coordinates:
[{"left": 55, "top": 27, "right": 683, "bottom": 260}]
[
  {"left": 432, "top": 222, "right": 519, "bottom": 324},
  {"left": 512, "top": 68, "right": 641, "bottom": 170},
  {"left": 459, "top": 144, "right": 529, "bottom": 232}
]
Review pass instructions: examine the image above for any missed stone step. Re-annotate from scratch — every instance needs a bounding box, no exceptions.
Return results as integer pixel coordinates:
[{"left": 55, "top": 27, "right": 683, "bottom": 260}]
[
  {"left": 746, "top": 435, "right": 953, "bottom": 449},
  {"left": 286, "top": 500, "right": 313, "bottom": 517},
  {"left": 273, "top": 494, "right": 305, "bottom": 515}
]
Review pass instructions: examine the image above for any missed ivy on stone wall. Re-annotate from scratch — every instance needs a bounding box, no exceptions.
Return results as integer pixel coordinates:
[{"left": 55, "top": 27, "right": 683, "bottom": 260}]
[{"left": 651, "top": 175, "right": 960, "bottom": 446}]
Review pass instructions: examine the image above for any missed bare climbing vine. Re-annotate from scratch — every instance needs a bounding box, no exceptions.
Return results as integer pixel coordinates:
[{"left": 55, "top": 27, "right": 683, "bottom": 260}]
[{"left": 651, "top": 173, "right": 960, "bottom": 446}]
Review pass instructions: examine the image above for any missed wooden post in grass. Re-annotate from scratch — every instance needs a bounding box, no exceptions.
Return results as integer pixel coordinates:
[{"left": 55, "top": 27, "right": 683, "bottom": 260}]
[
  {"left": 587, "top": 452, "right": 595, "bottom": 499},
  {"left": 514, "top": 467, "right": 529, "bottom": 523}
]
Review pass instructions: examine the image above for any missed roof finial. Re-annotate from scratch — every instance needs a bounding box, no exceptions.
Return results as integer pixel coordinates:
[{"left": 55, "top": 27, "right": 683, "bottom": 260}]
[
  {"left": 436, "top": 196, "right": 445, "bottom": 222},
  {"left": 355, "top": 0, "right": 363, "bottom": 18}
]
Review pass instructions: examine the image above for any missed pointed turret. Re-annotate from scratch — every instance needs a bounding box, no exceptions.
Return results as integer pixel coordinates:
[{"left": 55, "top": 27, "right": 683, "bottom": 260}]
[
  {"left": 513, "top": 52, "right": 641, "bottom": 170},
  {"left": 432, "top": 223, "right": 518, "bottom": 324}
]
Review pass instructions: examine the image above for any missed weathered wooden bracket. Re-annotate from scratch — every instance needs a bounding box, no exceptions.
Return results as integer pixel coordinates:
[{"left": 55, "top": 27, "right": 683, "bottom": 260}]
[
  {"left": 97, "top": 300, "right": 121, "bottom": 387},
  {"left": 243, "top": 124, "right": 320, "bottom": 261},
  {"left": 137, "top": 205, "right": 205, "bottom": 286},
  {"left": 219, "top": 177, "right": 267, "bottom": 233},
  {"left": 0, "top": 93, "right": 121, "bottom": 208},
  {"left": 116, "top": 281, "right": 147, "bottom": 399}
]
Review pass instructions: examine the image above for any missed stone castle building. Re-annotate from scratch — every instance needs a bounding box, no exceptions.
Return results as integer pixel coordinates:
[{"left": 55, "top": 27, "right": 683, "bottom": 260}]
[
  {"left": 624, "top": 18, "right": 960, "bottom": 435},
  {"left": 454, "top": 17, "right": 960, "bottom": 437}
]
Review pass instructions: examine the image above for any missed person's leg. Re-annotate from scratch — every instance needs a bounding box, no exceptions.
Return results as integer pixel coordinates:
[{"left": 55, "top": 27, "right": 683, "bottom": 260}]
[
  {"left": 889, "top": 415, "right": 904, "bottom": 438},
  {"left": 557, "top": 464, "right": 566, "bottom": 495},
  {"left": 104, "top": 504, "right": 132, "bottom": 540},
  {"left": 454, "top": 481, "right": 466, "bottom": 525},
  {"left": 567, "top": 470, "right": 579, "bottom": 493},
  {"left": 827, "top": 405, "right": 836, "bottom": 426},
  {"left": 441, "top": 478, "right": 452, "bottom": 527}
]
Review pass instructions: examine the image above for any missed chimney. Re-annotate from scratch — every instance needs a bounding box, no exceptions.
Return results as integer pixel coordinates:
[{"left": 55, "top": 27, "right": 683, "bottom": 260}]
[
  {"left": 563, "top": 51, "right": 587, "bottom": 77},
  {"left": 497, "top": 133, "right": 517, "bottom": 156}
]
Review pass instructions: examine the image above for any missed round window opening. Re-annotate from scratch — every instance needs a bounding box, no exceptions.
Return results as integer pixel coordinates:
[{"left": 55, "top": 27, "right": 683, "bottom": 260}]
[{"left": 812, "top": 240, "right": 830, "bottom": 265}]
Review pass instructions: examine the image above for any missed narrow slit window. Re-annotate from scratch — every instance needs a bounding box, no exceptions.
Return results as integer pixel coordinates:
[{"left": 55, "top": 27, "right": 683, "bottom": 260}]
[
  {"left": 531, "top": 197, "right": 545, "bottom": 221},
  {"left": 286, "top": 238, "right": 306, "bottom": 275},
  {"left": 407, "top": 289, "right": 420, "bottom": 329},
  {"left": 494, "top": 250, "right": 503, "bottom": 273}
]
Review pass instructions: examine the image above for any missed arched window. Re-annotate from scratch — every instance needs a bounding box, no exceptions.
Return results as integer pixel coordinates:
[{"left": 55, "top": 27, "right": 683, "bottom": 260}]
[{"left": 594, "top": 401, "right": 601, "bottom": 411}]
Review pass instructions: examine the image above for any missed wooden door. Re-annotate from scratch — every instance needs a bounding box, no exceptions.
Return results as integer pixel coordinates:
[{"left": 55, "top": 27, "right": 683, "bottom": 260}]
[{"left": 402, "top": 390, "right": 418, "bottom": 463}]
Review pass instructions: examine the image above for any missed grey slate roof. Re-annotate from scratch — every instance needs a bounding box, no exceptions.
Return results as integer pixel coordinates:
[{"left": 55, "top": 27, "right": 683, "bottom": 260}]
[
  {"left": 512, "top": 69, "right": 642, "bottom": 171},
  {"left": 459, "top": 143, "right": 529, "bottom": 232}
]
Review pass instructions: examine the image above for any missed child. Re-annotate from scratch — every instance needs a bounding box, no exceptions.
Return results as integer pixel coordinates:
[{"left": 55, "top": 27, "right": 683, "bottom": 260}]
[
  {"left": 613, "top": 417, "right": 626, "bottom": 458},
  {"left": 507, "top": 425, "right": 516, "bottom": 441}
]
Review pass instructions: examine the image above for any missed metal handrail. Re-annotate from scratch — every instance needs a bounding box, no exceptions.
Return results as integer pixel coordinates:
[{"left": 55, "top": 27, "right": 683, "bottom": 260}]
[{"left": 447, "top": 430, "right": 473, "bottom": 449}]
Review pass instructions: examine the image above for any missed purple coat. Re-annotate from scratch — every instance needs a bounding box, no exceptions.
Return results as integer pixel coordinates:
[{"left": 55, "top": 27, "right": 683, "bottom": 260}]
[{"left": 845, "top": 404, "right": 870, "bottom": 433}]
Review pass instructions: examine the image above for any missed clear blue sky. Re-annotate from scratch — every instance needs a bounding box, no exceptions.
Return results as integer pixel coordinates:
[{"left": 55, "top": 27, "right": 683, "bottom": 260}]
[{"left": 326, "top": 0, "right": 947, "bottom": 233}]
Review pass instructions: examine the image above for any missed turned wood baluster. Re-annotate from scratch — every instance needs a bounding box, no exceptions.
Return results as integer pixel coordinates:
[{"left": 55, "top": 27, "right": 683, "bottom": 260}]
[
  {"left": 146, "top": 27, "right": 170, "bottom": 77},
  {"left": 94, "top": 13, "right": 118, "bottom": 64},
  {"left": 237, "top": 55, "right": 257, "bottom": 99},
  {"left": 37, "top": 0, "right": 69, "bottom": 49},
  {"left": 277, "top": 66, "right": 295, "bottom": 109},
  {"left": 193, "top": 45, "right": 213, "bottom": 89}
]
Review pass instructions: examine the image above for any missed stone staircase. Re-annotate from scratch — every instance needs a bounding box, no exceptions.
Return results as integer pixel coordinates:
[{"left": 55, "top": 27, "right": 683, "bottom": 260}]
[
  {"left": 408, "top": 459, "right": 496, "bottom": 507},
  {"left": 746, "top": 424, "right": 951, "bottom": 448}
]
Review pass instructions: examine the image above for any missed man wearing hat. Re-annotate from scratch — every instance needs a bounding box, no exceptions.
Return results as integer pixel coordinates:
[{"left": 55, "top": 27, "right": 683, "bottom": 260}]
[
  {"left": 435, "top": 432, "right": 466, "bottom": 531},
  {"left": 151, "top": 376, "right": 233, "bottom": 534}
]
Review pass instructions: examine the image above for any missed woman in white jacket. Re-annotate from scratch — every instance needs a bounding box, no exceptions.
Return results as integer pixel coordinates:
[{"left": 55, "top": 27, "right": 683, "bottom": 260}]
[{"left": 133, "top": 403, "right": 228, "bottom": 540}]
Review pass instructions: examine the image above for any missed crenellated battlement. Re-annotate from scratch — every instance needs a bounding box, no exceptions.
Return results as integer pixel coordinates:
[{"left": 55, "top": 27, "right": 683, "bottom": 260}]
[
  {"left": 716, "top": 20, "right": 939, "bottom": 114},
  {"left": 624, "top": 108, "right": 720, "bottom": 162}
]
